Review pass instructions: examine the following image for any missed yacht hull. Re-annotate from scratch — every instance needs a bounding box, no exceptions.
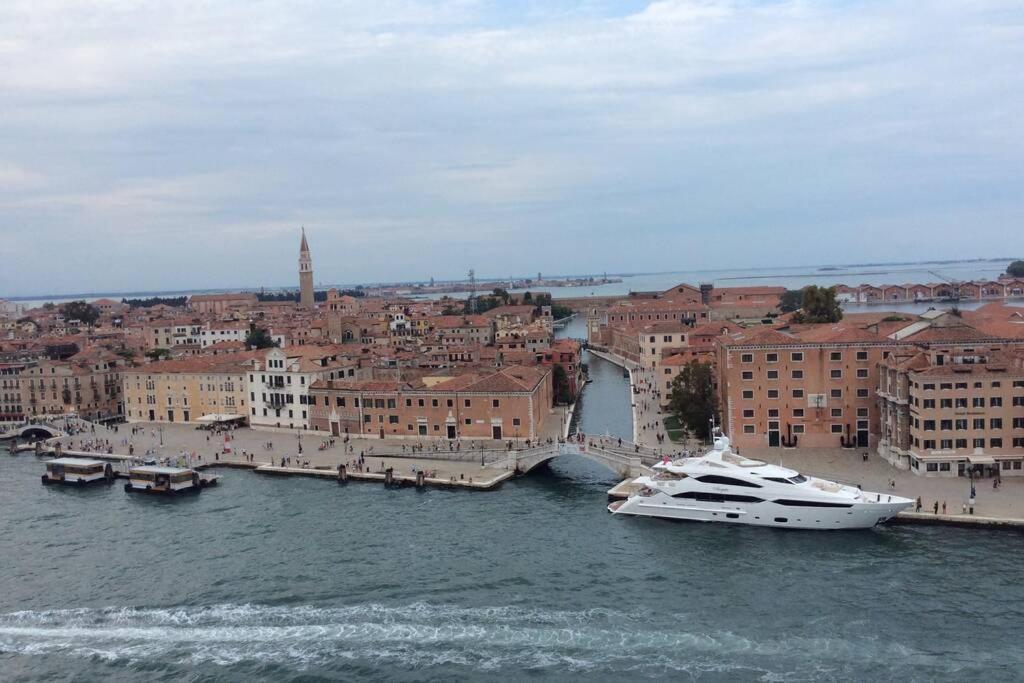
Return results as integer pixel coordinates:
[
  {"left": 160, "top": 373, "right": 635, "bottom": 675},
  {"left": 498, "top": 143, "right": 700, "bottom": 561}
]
[{"left": 610, "top": 495, "right": 909, "bottom": 530}]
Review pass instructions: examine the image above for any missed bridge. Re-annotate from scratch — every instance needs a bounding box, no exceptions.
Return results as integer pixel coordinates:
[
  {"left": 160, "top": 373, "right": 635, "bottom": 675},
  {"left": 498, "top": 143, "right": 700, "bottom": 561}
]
[
  {"left": 0, "top": 421, "right": 64, "bottom": 441},
  {"left": 491, "top": 439, "right": 662, "bottom": 479}
]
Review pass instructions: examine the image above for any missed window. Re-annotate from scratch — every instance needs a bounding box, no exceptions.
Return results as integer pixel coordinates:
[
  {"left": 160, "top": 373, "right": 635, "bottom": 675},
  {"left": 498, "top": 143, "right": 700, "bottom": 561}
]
[
  {"left": 741, "top": 353, "right": 753, "bottom": 363},
  {"left": 830, "top": 369, "right": 842, "bottom": 379},
  {"left": 857, "top": 408, "right": 868, "bottom": 417},
  {"left": 956, "top": 439, "right": 967, "bottom": 448},
  {"left": 694, "top": 475, "right": 761, "bottom": 488},
  {"left": 974, "top": 418, "right": 985, "bottom": 430},
  {"left": 830, "top": 389, "right": 842, "bottom": 399},
  {"left": 405, "top": 399, "right": 412, "bottom": 407},
  {"left": 939, "top": 383, "right": 952, "bottom": 390},
  {"left": 742, "top": 409, "right": 755, "bottom": 418},
  {"left": 766, "top": 353, "right": 779, "bottom": 363},
  {"left": 856, "top": 369, "right": 869, "bottom": 379},
  {"left": 990, "top": 397, "right": 1003, "bottom": 407},
  {"left": 830, "top": 352, "right": 842, "bottom": 361},
  {"left": 767, "top": 370, "right": 779, "bottom": 380},
  {"left": 464, "top": 399, "right": 471, "bottom": 407},
  {"left": 742, "top": 390, "right": 754, "bottom": 399},
  {"left": 791, "top": 352, "right": 804, "bottom": 362},
  {"left": 923, "top": 420, "right": 936, "bottom": 431},
  {"left": 768, "top": 408, "right": 779, "bottom": 418},
  {"left": 793, "top": 408, "right": 804, "bottom": 418},
  {"left": 831, "top": 424, "right": 844, "bottom": 434},
  {"left": 775, "top": 499, "right": 852, "bottom": 508},
  {"left": 743, "top": 425, "right": 755, "bottom": 434},
  {"left": 940, "top": 419, "right": 952, "bottom": 430},
  {"left": 856, "top": 388, "right": 869, "bottom": 398},
  {"left": 767, "top": 389, "right": 779, "bottom": 399},
  {"left": 742, "top": 371, "right": 753, "bottom": 380},
  {"left": 955, "top": 398, "right": 968, "bottom": 408},
  {"left": 831, "top": 408, "right": 843, "bottom": 418},
  {"left": 923, "top": 383, "right": 935, "bottom": 391},
  {"left": 973, "top": 438, "right": 984, "bottom": 448},
  {"left": 792, "top": 389, "right": 804, "bottom": 398},
  {"left": 991, "top": 438, "right": 1003, "bottom": 448},
  {"left": 492, "top": 399, "right": 500, "bottom": 408},
  {"left": 792, "top": 370, "right": 804, "bottom": 379},
  {"left": 955, "top": 419, "right": 967, "bottom": 430},
  {"left": 388, "top": 415, "right": 398, "bottom": 424},
  {"left": 512, "top": 418, "right": 521, "bottom": 426},
  {"left": 991, "top": 418, "right": 1003, "bottom": 429},
  {"left": 973, "top": 397, "right": 985, "bottom": 408},
  {"left": 856, "top": 351, "right": 868, "bottom": 361},
  {"left": 792, "top": 424, "right": 805, "bottom": 433}
]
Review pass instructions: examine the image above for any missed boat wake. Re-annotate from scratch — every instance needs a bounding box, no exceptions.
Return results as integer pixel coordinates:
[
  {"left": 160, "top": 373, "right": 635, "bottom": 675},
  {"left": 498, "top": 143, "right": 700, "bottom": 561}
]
[{"left": 0, "top": 602, "right": 935, "bottom": 676}]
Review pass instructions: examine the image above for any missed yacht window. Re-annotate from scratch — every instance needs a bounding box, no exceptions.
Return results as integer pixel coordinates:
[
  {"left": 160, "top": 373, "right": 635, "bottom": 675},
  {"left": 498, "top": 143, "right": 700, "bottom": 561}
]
[
  {"left": 774, "top": 499, "right": 852, "bottom": 508},
  {"left": 762, "top": 477, "right": 792, "bottom": 484},
  {"left": 673, "top": 492, "right": 763, "bottom": 503},
  {"left": 788, "top": 475, "right": 808, "bottom": 484},
  {"left": 694, "top": 475, "right": 762, "bottom": 488}
]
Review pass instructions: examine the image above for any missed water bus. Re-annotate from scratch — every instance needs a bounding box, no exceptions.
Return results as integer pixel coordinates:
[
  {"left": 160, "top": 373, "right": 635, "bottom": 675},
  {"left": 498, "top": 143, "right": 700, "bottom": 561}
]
[
  {"left": 123, "top": 466, "right": 218, "bottom": 495},
  {"left": 41, "top": 458, "right": 115, "bottom": 486}
]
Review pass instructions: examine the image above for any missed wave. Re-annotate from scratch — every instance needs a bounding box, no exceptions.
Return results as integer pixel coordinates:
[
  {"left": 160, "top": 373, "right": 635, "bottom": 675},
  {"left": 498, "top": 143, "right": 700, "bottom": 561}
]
[{"left": 0, "top": 602, "right": 947, "bottom": 676}]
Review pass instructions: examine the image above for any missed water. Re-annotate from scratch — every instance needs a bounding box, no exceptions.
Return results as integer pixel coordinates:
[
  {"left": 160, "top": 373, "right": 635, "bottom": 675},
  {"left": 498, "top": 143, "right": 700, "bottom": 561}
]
[
  {"left": 2, "top": 457, "right": 1024, "bottom": 682},
  {"left": 7, "top": 259, "right": 1013, "bottom": 308}
]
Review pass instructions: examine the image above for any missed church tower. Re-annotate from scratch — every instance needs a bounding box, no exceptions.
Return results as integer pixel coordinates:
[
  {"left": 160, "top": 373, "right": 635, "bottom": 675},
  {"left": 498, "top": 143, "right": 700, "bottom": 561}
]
[{"left": 299, "top": 227, "right": 314, "bottom": 308}]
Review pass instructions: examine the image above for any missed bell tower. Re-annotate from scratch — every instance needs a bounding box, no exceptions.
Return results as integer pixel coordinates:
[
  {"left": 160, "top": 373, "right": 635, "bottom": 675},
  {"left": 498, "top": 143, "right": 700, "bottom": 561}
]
[{"left": 299, "top": 227, "right": 314, "bottom": 308}]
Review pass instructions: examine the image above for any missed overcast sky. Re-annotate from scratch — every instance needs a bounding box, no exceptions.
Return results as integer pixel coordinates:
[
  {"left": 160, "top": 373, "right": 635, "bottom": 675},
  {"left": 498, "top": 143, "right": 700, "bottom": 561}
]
[{"left": 1, "top": 0, "right": 1022, "bottom": 296}]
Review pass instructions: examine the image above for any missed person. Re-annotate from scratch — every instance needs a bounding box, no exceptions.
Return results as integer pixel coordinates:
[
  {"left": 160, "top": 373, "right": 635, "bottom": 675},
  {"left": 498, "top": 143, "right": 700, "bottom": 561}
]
[
  {"left": 942, "top": 501, "right": 946, "bottom": 514},
  {"left": 915, "top": 496, "right": 922, "bottom": 512},
  {"left": 933, "top": 500, "right": 938, "bottom": 514}
]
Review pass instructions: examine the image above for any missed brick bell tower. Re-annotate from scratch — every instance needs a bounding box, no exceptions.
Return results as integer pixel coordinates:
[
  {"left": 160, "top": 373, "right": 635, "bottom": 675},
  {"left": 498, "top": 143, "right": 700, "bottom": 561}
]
[{"left": 299, "top": 227, "right": 314, "bottom": 308}]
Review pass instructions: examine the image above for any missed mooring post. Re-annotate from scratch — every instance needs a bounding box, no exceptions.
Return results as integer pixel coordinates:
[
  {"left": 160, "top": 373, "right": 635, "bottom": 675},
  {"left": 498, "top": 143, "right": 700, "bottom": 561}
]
[
  {"left": 416, "top": 470, "right": 425, "bottom": 488},
  {"left": 337, "top": 463, "right": 347, "bottom": 483},
  {"left": 384, "top": 467, "right": 393, "bottom": 486}
]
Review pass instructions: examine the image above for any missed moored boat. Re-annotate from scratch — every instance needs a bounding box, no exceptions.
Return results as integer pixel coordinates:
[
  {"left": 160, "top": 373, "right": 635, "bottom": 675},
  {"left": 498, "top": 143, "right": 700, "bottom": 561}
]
[
  {"left": 41, "top": 458, "right": 115, "bottom": 486},
  {"left": 610, "top": 432, "right": 912, "bottom": 530},
  {"left": 123, "top": 466, "right": 217, "bottom": 495}
]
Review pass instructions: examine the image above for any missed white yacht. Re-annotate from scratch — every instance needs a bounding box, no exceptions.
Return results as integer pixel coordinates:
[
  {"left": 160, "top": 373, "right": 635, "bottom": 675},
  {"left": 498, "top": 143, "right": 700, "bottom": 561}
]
[{"left": 609, "top": 434, "right": 912, "bottom": 530}]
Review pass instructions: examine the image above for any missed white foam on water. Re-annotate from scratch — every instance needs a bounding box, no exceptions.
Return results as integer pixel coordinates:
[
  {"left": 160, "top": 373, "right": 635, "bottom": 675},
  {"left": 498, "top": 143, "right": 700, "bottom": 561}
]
[{"left": 0, "top": 602, "right": 944, "bottom": 675}]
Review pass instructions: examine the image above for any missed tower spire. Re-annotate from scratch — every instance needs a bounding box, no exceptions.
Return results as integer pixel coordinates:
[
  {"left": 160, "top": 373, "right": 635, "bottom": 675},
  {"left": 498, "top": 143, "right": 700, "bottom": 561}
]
[{"left": 299, "top": 227, "right": 314, "bottom": 308}]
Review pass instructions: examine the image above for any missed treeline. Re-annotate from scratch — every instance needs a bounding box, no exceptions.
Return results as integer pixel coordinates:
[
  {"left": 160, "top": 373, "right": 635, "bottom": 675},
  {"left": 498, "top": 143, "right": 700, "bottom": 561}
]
[
  {"left": 121, "top": 296, "right": 187, "bottom": 308},
  {"left": 255, "top": 289, "right": 366, "bottom": 302},
  {"left": 446, "top": 289, "right": 574, "bottom": 318}
]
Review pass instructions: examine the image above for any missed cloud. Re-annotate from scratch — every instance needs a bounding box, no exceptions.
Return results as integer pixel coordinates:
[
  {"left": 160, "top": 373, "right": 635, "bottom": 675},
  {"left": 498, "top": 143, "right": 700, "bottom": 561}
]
[{"left": 0, "top": 0, "right": 1022, "bottom": 295}]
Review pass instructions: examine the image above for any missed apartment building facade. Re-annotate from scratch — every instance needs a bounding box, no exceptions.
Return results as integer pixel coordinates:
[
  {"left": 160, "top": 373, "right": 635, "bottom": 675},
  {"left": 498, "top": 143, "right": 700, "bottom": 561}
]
[{"left": 122, "top": 356, "right": 250, "bottom": 424}]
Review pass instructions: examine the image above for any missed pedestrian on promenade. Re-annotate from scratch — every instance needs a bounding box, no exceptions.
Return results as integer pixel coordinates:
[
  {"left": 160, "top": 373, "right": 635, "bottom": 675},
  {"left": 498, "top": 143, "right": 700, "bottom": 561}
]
[
  {"left": 933, "top": 501, "right": 938, "bottom": 514},
  {"left": 942, "top": 501, "right": 946, "bottom": 514},
  {"left": 915, "top": 496, "right": 922, "bottom": 512}
]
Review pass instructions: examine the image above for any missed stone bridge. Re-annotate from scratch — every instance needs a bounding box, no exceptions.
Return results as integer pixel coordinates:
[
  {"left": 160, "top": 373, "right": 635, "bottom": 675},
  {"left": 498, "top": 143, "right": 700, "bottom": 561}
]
[
  {"left": 0, "top": 422, "right": 63, "bottom": 441},
  {"left": 497, "top": 441, "right": 657, "bottom": 478}
]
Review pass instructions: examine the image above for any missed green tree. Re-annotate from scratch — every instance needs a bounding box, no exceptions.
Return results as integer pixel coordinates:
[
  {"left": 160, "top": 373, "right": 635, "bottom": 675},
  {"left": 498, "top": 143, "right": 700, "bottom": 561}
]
[
  {"left": 667, "top": 361, "right": 718, "bottom": 440},
  {"left": 522, "top": 291, "right": 533, "bottom": 303},
  {"left": 552, "top": 364, "right": 573, "bottom": 405},
  {"left": 245, "top": 327, "right": 279, "bottom": 349},
  {"left": 1007, "top": 260, "right": 1024, "bottom": 278},
  {"left": 42, "top": 302, "right": 55, "bottom": 310},
  {"left": 146, "top": 348, "right": 171, "bottom": 361},
  {"left": 62, "top": 300, "right": 100, "bottom": 325},
  {"left": 779, "top": 289, "right": 803, "bottom": 313},
  {"left": 791, "top": 286, "right": 843, "bottom": 324}
]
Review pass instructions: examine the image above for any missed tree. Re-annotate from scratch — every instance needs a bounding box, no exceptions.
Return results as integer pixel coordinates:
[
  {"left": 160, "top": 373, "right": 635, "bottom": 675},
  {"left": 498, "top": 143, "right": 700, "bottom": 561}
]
[
  {"left": 42, "top": 302, "right": 55, "bottom": 310},
  {"left": 246, "top": 327, "right": 279, "bottom": 349},
  {"left": 552, "top": 364, "right": 574, "bottom": 405},
  {"left": 791, "top": 286, "right": 843, "bottom": 324},
  {"left": 667, "top": 361, "right": 718, "bottom": 440},
  {"left": 146, "top": 348, "right": 171, "bottom": 361},
  {"left": 1007, "top": 260, "right": 1024, "bottom": 278},
  {"left": 62, "top": 300, "right": 100, "bottom": 326},
  {"left": 779, "top": 290, "right": 803, "bottom": 313},
  {"left": 522, "top": 291, "right": 533, "bottom": 303}
]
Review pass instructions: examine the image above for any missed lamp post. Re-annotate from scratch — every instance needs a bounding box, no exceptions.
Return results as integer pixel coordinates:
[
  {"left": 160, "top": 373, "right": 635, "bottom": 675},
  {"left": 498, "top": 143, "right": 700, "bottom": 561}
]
[{"left": 158, "top": 426, "right": 163, "bottom": 446}]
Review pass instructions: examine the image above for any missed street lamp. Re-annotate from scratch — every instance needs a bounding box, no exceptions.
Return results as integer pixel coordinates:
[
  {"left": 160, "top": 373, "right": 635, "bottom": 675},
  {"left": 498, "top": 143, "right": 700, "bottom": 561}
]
[{"left": 158, "top": 426, "right": 163, "bottom": 446}]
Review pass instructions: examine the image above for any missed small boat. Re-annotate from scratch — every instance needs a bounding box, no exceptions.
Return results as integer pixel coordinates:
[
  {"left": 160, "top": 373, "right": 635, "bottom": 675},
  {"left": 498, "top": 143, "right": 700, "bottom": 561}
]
[
  {"left": 124, "top": 466, "right": 218, "bottom": 495},
  {"left": 42, "top": 458, "right": 115, "bottom": 486}
]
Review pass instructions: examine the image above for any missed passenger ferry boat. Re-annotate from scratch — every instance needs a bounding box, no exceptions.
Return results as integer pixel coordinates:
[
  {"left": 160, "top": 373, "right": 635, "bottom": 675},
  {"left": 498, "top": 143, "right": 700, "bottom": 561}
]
[
  {"left": 41, "top": 458, "right": 115, "bottom": 486},
  {"left": 609, "top": 433, "right": 912, "bottom": 530},
  {"left": 123, "top": 466, "right": 217, "bottom": 495}
]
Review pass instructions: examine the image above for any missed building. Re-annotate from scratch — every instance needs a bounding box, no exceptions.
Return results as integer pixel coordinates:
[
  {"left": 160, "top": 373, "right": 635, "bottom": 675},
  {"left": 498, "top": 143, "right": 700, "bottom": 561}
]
[
  {"left": 21, "top": 350, "right": 125, "bottom": 420},
  {"left": 246, "top": 345, "right": 364, "bottom": 430},
  {"left": 0, "top": 362, "right": 27, "bottom": 422},
  {"left": 717, "top": 325, "right": 901, "bottom": 450},
  {"left": 122, "top": 355, "right": 251, "bottom": 424},
  {"left": 308, "top": 365, "right": 552, "bottom": 440},
  {"left": 187, "top": 292, "right": 258, "bottom": 315},
  {"left": 299, "top": 228, "right": 314, "bottom": 309},
  {"left": 878, "top": 347, "right": 1024, "bottom": 477}
]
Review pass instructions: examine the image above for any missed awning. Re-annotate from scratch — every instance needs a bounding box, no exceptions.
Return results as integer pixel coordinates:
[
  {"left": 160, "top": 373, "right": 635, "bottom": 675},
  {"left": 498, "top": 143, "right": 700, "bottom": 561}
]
[
  {"left": 196, "top": 413, "right": 245, "bottom": 423},
  {"left": 967, "top": 454, "right": 996, "bottom": 465}
]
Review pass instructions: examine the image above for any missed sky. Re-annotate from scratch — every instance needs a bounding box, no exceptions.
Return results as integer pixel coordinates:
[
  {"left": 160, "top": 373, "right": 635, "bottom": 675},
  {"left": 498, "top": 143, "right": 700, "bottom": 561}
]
[{"left": 1, "top": 0, "right": 1022, "bottom": 296}]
